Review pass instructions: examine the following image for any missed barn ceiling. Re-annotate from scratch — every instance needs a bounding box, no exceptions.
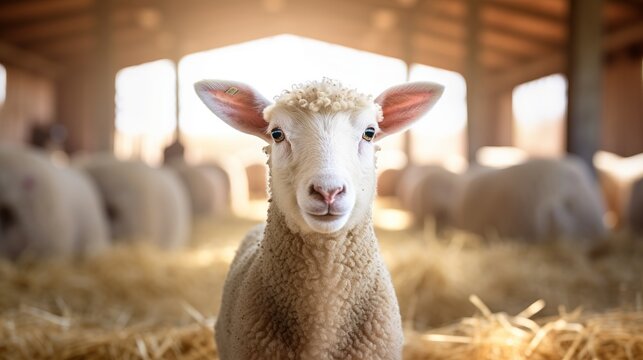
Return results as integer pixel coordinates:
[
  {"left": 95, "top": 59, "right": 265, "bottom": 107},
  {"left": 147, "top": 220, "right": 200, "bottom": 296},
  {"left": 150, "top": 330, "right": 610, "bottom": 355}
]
[{"left": 0, "top": 0, "right": 642, "bottom": 88}]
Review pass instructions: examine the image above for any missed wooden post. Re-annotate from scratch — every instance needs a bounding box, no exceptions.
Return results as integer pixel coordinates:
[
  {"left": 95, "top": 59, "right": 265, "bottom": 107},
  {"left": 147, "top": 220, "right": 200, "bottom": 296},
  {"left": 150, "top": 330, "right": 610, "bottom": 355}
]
[
  {"left": 401, "top": 3, "right": 416, "bottom": 166},
  {"left": 465, "top": 0, "right": 484, "bottom": 163},
  {"left": 566, "top": 0, "right": 602, "bottom": 171},
  {"left": 93, "top": 0, "right": 115, "bottom": 152}
]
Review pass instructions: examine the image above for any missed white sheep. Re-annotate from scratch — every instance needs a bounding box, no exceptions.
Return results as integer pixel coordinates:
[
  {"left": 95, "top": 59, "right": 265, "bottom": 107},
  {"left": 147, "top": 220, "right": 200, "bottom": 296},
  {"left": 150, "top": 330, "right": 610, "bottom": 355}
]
[
  {"left": 0, "top": 145, "right": 109, "bottom": 259},
  {"left": 594, "top": 151, "right": 643, "bottom": 229},
  {"left": 455, "top": 157, "right": 606, "bottom": 242},
  {"left": 396, "top": 165, "right": 460, "bottom": 232},
  {"left": 195, "top": 77, "right": 444, "bottom": 359},
  {"left": 78, "top": 155, "right": 191, "bottom": 248},
  {"left": 166, "top": 159, "right": 229, "bottom": 218}
]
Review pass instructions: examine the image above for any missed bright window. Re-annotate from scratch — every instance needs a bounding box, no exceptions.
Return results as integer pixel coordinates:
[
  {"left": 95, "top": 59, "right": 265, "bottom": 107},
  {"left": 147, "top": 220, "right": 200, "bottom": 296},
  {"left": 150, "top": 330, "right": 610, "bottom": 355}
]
[
  {"left": 0, "top": 64, "right": 6, "bottom": 105},
  {"left": 409, "top": 63, "right": 467, "bottom": 171},
  {"left": 114, "top": 59, "right": 176, "bottom": 164},
  {"left": 513, "top": 74, "right": 566, "bottom": 156}
]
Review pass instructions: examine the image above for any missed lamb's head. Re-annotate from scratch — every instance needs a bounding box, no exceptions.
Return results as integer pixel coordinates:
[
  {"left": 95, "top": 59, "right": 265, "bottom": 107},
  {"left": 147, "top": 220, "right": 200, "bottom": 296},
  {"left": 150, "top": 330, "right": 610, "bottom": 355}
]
[{"left": 195, "top": 78, "right": 443, "bottom": 234}]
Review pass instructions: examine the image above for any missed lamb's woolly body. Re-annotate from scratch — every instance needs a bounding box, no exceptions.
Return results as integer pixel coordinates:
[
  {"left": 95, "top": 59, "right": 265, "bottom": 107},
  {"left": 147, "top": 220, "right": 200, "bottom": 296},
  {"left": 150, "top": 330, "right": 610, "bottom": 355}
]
[
  {"left": 0, "top": 146, "right": 108, "bottom": 259},
  {"left": 264, "top": 78, "right": 383, "bottom": 120},
  {"left": 80, "top": 155, "right": 191, "bottom": 248},
  {"left": 455, "top": 158, "right": 606, "bottom": 242},
  {"left": 216, "top": 206, "right": 402, "bottom": 360}
]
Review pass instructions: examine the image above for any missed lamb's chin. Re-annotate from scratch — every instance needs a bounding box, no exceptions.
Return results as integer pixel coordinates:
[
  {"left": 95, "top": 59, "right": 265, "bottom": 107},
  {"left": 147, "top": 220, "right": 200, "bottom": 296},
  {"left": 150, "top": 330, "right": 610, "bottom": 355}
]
[{"left": 301, "top": 212, "right": 350, "bottom": 234}]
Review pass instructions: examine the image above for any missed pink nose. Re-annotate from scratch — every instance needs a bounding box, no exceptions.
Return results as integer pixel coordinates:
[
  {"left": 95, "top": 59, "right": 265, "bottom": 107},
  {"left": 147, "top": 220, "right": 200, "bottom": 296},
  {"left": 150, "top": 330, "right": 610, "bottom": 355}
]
[{"left": 311, "top": 185, "right": 345, "bottom": 205}]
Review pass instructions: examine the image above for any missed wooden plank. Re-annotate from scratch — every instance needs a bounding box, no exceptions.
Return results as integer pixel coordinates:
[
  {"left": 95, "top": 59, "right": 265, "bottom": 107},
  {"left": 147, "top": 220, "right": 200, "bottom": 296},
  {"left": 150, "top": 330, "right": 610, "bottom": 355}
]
[
  {"left": 0, "top": 39, "right": 62, "bottom": 77},
  {"left": 490, "top": 18, "right": 643, "bottom": 91},
  {"left": 485, "top": 0, "right": 564, "bottom": 24},
  {"left": 566, "top": 0, "right": 602, "bottom": 171},
  {"left": 0, "top": 0, "right": 92, "bottom": 24},
  {"left": 1, "top": 13, "right": 93, "bottom": 44}
]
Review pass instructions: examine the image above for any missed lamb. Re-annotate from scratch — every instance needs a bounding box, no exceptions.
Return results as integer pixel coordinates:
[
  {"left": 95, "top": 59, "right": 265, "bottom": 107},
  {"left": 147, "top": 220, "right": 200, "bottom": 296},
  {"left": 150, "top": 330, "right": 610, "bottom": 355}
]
[
  {"left": 195, "top": 77, "right": 444, "bottom": 359},
  {"left": 455, "top": 157, "right": 606, "bottom": 242},
  {"left": 78, "top": 155, "right": 191, "bottom": 248},
  {"left": 166, "top": 159, "right": 229, "bottom": 218},
  {"left": 0, "top": 145, "right": 109, "bottom": 259}
]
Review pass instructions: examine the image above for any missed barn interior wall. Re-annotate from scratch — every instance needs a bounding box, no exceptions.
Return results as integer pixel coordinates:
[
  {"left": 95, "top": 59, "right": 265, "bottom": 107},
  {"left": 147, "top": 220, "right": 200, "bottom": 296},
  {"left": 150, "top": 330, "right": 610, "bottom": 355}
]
[
  {"left": 0, "top": 64, "right": 55, "bottom": 145},
  {"left": 601, "top": 54, "right": 643, "bottom": 157}
]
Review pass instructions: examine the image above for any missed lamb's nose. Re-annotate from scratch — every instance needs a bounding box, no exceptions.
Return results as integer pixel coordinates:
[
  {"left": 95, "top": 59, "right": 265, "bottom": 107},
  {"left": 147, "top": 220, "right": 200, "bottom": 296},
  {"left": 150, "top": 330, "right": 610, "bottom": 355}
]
[{"left": 311, "top": 185, "right": 345, "bottom": 205}]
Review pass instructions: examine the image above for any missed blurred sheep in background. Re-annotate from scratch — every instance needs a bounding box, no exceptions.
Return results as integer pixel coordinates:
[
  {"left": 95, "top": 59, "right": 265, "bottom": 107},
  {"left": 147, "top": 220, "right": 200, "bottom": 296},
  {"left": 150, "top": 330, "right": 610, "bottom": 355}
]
[
  {"left": 455, "top": 157, "right": 606, "bottom": 243},
  {"left": 166, "top": 159, "right": 230, "bottom": 218},
  {"left": 397, "top": 165, "right": 460, "bottom": 234},
  {"left": 0, "top": 145, "right": 109, "bottom": 260},
  {"left": 594, "top": 151, "right": 643, "bottom": 230},
  {"left": 78, "top": 154, "right": 191, "bottom": 249}
]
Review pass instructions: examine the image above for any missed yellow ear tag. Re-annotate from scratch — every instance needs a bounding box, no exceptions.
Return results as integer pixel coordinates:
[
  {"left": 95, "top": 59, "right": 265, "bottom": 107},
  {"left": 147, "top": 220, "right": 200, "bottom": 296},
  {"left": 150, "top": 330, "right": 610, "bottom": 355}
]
[{"left": 225, "top": 87, "right": 239, "bottom": 96}]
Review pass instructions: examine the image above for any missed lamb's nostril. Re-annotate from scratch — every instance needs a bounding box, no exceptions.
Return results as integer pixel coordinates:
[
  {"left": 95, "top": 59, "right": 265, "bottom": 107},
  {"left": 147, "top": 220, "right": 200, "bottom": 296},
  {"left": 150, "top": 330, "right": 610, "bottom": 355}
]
[{"left": 312, "top": 185, "right": 345, "bottom": 205}]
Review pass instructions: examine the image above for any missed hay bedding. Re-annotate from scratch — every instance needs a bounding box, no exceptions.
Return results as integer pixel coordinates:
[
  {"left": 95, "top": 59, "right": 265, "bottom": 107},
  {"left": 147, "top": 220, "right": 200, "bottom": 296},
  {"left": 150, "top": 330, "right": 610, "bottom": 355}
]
[{"left": 0, "top": 216, "right": 642, "bottom": 359}]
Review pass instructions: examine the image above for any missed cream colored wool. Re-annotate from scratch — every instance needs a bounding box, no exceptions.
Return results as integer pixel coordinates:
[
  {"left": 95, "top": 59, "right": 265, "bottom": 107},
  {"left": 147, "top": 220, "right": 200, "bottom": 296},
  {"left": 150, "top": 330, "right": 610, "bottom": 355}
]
[
  {"left": 397, "top": 165, "right": 459, "bottom": 232},
  {"left": 266, "top": 77, "right": 383, "bottom": 119},
  {"left": 0, "top": 145, "right": 109, "bottom": 259},
  {"left": 79, "top": 155, "right": 191, "bottom": 248},
  {"left": 455, "top": 157, "right": 606, "bottom": 242},
  {"left": 166, "top": 159, "right": 229, "bottom": 217},
  {"left": 216, "top": 206, "right": 402, "bottom": 360}
]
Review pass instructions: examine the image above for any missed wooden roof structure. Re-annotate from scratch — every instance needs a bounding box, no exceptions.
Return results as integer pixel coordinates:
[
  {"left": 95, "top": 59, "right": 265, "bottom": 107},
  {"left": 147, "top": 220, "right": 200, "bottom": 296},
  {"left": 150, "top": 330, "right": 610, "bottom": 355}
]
[
  {"left": 1, "top": 0, "right": 641, "bottom": 82},
  {"left": 0, "top": 0, "right": 642, "bottom": 161}
]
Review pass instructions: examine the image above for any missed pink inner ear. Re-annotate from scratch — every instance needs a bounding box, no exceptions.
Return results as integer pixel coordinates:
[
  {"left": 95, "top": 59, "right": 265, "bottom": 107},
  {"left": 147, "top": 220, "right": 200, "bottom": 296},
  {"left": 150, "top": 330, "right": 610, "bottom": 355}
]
[
  {"left": 196, "top": 80, "right": 272, "bottom": 141},
  {"left": 375, "top": 82, "right": 443, "bottom": 138},
  {"left": 208, "top": 89, "right": 269, "bottom": 135}
]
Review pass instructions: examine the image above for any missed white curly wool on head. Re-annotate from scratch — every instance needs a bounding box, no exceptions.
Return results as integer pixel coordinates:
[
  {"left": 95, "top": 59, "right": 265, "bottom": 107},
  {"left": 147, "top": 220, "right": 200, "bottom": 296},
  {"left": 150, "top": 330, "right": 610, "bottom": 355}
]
[{"left": 264, "top": 77, "right": 383, "bottom": 121}]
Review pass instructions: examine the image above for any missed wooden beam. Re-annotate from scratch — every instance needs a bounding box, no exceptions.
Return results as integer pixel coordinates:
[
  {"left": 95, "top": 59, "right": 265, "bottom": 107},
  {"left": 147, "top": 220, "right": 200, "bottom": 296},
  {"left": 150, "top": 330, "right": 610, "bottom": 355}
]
[
  {"left": 608, "top": 0, "right": 643, "bottom": 13},
  {"left": 566, "top": 0, "right": 602, "bottom": 171},
  {"left": 0, "top": 0, "right": 92, "bottom": 25},
  {"left": 490, "top": 18, "right": 643, "bottom": 91},
  {"left": 0, "top": 39, "right": 62, "bottom": 77},
  {"left": 483, "top": 22, "right": 562, "bottom": 50},
  {"left": 92, "top": 0, "right": 115, "bottom": 152},
  {"left": 604, "top": 19, "right": 643, "bottom": 52},
  {"left": 466, "top": 0, "right": 484, "bottom": 162},
  {"left": 489, "top": 53, "right": 564, "bottom": 91},
  {"left": 485, "top": 0, "right": 564, "bottom": 24},
  {"left": 1, "top": 13, "right": 93, "bottom": 44}
]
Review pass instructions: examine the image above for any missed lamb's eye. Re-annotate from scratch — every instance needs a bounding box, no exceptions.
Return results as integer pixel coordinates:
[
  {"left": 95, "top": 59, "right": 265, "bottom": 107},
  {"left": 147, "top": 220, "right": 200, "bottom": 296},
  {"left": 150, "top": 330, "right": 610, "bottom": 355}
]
[
  {"left": 362, "top": 127, "right": 376, "bottom": 141},
  {"left": 271, "top": 128, "right": 285, "bottom": 143}
]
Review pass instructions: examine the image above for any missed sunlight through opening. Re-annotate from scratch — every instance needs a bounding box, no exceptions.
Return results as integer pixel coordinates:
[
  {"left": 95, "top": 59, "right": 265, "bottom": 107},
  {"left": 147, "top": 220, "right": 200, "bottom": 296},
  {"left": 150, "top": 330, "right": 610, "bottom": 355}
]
[
  {"left": 114, "top": 59, "right": 176, "bottom": 164},
  {"left": 513, "top": 74, "right": 566, "bottom": 157},
  {"left": 409, "top": 64, "right": 467, "bottom": 172},
  {"left": 0, "top": 64, "right": 6, "bottom": 105}
]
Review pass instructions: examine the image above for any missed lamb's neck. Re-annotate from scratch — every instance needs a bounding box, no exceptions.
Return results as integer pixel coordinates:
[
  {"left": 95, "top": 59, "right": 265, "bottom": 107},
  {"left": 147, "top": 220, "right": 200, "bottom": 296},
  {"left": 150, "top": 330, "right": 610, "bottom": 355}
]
[
  {"left": 261, "top": 204, "right": 379, "bottom": 284},
  {"left": 259, "top": 204, "right": 382, "bottom": 351}
]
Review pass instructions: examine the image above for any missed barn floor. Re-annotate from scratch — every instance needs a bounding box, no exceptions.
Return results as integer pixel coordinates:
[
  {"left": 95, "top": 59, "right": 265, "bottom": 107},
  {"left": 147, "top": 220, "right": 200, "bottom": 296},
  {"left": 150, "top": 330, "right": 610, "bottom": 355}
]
[{"left": 1, "top": 204, "right": 642, "bottom": 359}]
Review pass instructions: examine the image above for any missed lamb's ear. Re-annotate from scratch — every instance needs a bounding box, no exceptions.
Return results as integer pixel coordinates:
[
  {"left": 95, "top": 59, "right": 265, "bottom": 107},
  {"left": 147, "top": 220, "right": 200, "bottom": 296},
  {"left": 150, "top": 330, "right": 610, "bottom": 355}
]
[
  {"left": 194, "top": 80, "right": 272, "bottom": 141},
  {"left": 374, "top": 82, "right": 444, "bottom": 140}
]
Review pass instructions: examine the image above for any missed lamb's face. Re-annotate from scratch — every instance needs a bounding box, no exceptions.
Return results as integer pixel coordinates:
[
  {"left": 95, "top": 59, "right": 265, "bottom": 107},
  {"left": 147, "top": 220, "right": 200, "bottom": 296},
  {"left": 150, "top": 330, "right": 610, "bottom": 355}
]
[
  {"left": 194, "top": 78, "right": 444, "bottom": 234},
  {"left": 267, "top": 106, "right": 380, "bottom": 233}
]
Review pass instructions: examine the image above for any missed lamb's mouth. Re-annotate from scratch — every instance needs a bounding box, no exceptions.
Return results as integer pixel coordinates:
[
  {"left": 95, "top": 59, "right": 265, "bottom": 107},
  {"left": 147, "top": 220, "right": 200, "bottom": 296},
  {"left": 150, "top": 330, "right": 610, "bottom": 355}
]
[{"left": 306, "top": 213, "right": 345, "bottom": 222}]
